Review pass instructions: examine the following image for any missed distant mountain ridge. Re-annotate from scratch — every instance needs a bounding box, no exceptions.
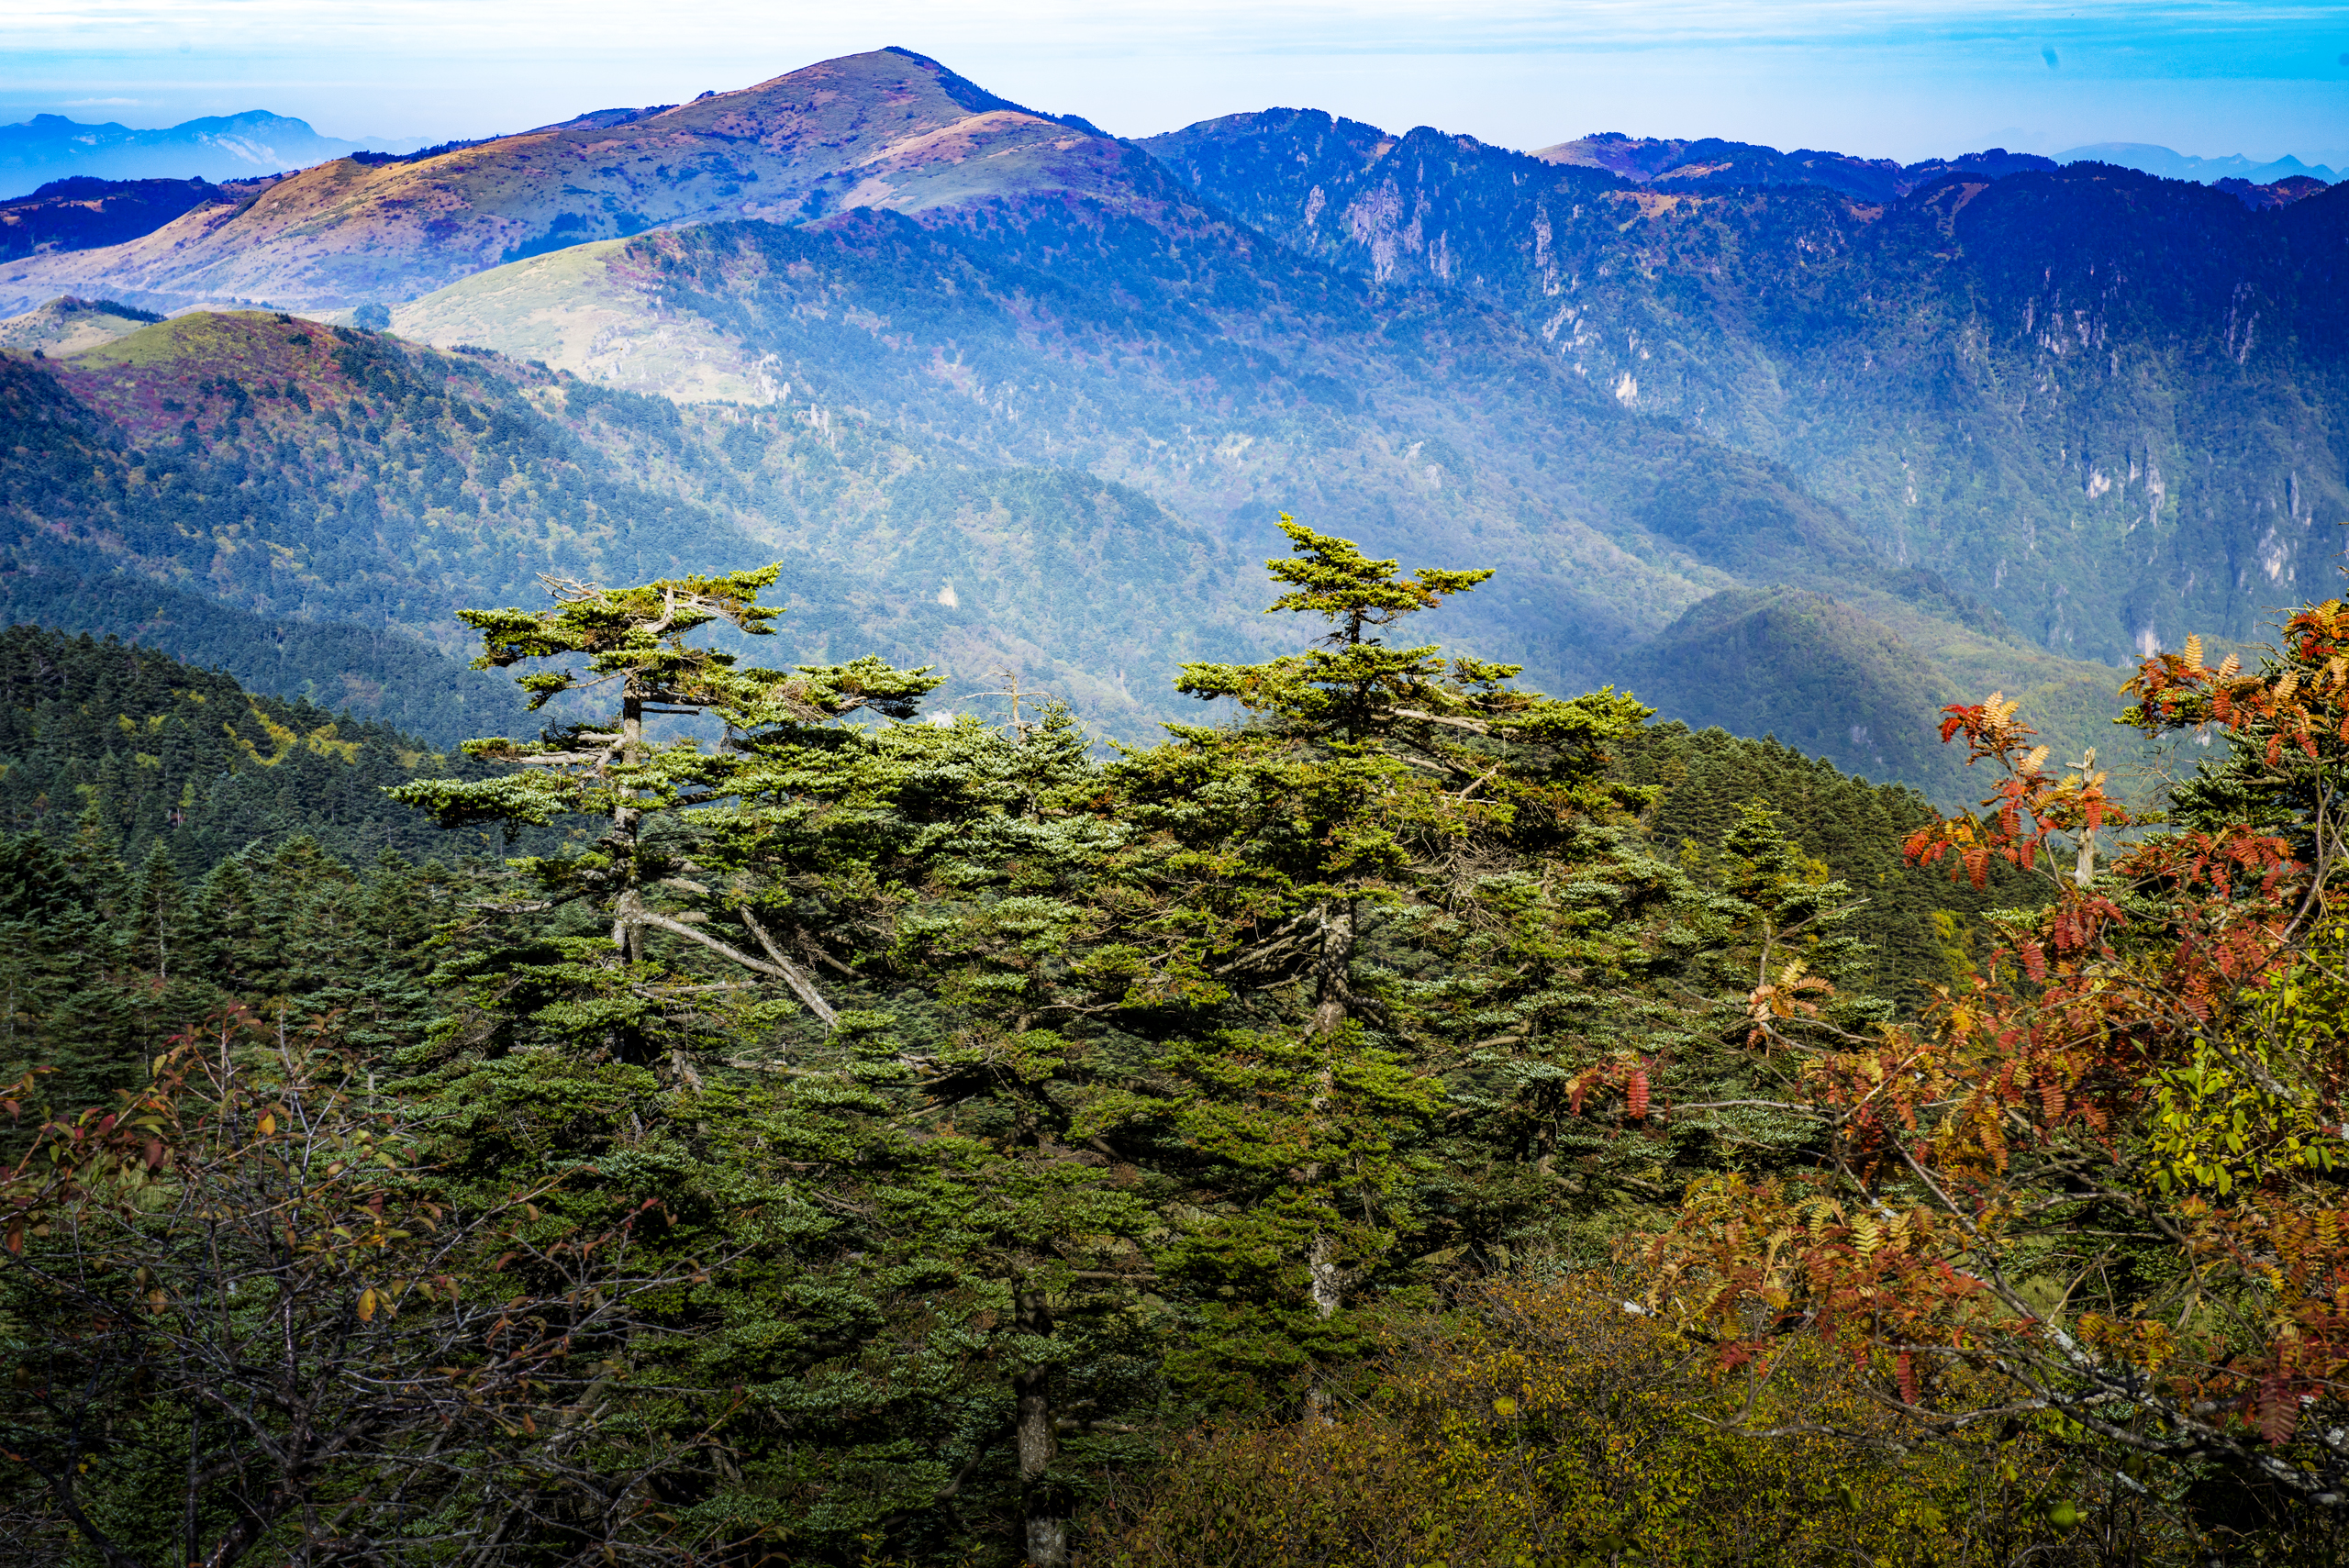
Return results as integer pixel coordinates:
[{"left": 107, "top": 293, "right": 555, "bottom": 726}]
[
  {"left": 0, "top": 295, "right": 160, "bottom": 355},
  {"left": 0, "top": 49, "right": 1162, "bottom": 318},
  {"left": 0, "top": 175, "right": 283, "bottom": 262},
  {"left": 1138, "top": 109, "right": 2349, "bottom": 672},
  {"left": 1532, "top": 133, "right": 2061, "bottom": 202},
  {"left": 0, "top": 111, "right": 416, "bottom": 200},
  {"left": 1533, "top": 133, "right": 2335, "bottom": 203},
  {"left": 2056, "top": 142, "right": 2340, "bottom": 187}
]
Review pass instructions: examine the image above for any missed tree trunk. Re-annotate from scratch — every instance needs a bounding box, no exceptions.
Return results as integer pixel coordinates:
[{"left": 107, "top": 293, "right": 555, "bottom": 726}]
[
  {"left": 615, "top": 691, "right": 646, "bottom": 963},
  {"left": 1302, "top": 1228, "right": 1342, "bottom": 1423},
  {"left": 1301, "top": 897, "right": 1354, "bottom": 1420},
  {"left": 1013, "top": 1281, "right": 1067, "bottom": 1567},
  {"left": 1308, "top": 899, "right": 1355, "bottom": 1039}
]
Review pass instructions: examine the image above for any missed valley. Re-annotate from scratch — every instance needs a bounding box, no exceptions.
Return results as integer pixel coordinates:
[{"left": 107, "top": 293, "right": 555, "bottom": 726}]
[
  {"left": 1, "top": 46, "right": 2341, "bottom": 806},
  {"left": 6, "top": 38, "right": 2349, "bottom": 1568}
]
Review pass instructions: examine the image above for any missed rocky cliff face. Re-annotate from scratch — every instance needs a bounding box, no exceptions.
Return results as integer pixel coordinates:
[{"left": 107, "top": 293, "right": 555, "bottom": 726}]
[{"left": 1139, "top": 114, "right": 2349, "bottom": 668}]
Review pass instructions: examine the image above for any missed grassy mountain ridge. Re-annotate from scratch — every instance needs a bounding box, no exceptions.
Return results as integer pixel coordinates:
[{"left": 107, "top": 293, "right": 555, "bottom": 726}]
[
  {"left": 0, "top": 50, "right": 1153, "bottom": 317},
  {"left": 0, "top": 295, "right": 160, "bottom": 355},
  {"left": 0, "top": 177, "right": 256, "bottom": 262}
]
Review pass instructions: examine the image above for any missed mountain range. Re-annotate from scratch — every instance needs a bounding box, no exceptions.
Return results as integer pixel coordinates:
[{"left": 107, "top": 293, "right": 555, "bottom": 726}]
[
  {"left": 0, "top": 112, "right": 420, "bottom": 200},
  {"left": 7, "top": 100, "right": 2326, "bottom": 210},
  {"left": 0, "top": 47, "right": 2339, "bottom": 806},
  {"left": 2061, "top": 142, "right": 2341, "bottom": 187}
]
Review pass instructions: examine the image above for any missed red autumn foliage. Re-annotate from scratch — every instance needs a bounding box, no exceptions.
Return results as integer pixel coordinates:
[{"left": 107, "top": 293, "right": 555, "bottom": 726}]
[{"left": 1643, "top": 606, "right": 2349, "bottom": 1501}]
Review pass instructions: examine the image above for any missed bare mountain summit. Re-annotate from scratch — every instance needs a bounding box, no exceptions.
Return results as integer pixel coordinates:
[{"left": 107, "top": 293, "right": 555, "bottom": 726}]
[{"left": 0, "top": 50, "right": 1134, "bottom": 317}]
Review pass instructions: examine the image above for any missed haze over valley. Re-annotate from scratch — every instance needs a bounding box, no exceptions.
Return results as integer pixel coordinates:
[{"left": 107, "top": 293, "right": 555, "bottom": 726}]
[{"left": 1, "top": 48, "right": 2338, "bottom": 801}]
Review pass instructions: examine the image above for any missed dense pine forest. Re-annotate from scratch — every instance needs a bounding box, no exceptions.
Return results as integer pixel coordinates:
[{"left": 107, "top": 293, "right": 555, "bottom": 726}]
[{"left": 5, "top": 527, "right": 2349, "bottom": 1568}]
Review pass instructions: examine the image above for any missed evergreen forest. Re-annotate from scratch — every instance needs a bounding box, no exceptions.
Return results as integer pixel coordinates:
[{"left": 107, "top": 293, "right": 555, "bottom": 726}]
[{"left": 7, "top": 520, "right": 2349, "bottom": 1568}]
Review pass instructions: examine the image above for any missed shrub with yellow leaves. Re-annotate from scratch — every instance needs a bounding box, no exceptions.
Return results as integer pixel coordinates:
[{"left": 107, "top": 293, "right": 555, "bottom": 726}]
[{"left": 1100, "top": 1274, "right": 2121, "bottom": 1567}]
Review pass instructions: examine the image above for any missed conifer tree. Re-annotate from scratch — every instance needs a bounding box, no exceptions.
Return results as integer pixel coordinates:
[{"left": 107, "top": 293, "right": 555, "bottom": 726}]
[
  {"left": 1159, "top": 517, "right": 1654, "bottom": 1029},
  {"left": 391, "top": 567, "right": 937, "bottom": 1062},
  {"left": 1102, "top": 519, "right": 1642, "bottom": 1401}
]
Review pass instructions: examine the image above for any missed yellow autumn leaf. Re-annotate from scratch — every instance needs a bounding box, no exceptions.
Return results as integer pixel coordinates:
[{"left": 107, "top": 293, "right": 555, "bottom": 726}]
[
  {"left": 2183, "top": 634, "right": 2204, "bottom": 670},
  {"left": 2020, "top": 745, "right": 2050, "bottom": 774},
  {"left": 2219, "top": 653, "right": 2241, "bottom": 681},
  {"left": 258, "top": 1114, "right": 275, "bottom": 1136},
  {"left": 358, "top": 1288, "right": 378, "bottom": 1322}
]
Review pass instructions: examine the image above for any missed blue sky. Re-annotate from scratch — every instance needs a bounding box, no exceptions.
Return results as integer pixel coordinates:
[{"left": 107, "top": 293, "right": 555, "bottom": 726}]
[{"left": 4, "top": 1, "right": 2344, "bottom": 164}]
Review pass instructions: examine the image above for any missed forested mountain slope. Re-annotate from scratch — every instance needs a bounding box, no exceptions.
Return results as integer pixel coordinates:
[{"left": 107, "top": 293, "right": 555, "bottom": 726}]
[
  {"left": 8, "top": 54, "right": 2349, "bottom": 1565},
  {"left": 0, "top": 177, "right": 260, "bottom": 262},
  {"left": 0, "top": 311, "right": 754, "bottom": 732},
  {"left": 1531, "top": 132, "right": 2059, "bottom": 199},
  {"left": 374, "top": 194, "right": 2141, "bottom": 793},
  {"left": 1139, "top": 113, "right": 2349, "bottom": 667},
  {"left": 5, "top": 49, "right": 2298, "bottom": 798},
  {"left": 0, "top": 306, "right": 1278, "bottom": 734},
  {"left": 0, "top": 530, "right": 2157, "bottom": 1568},
  {"left": 0, "top": 623, "right": 527, "bottom": 873},
  {"left": 0, "top": 625, "right": 540, "bottom": 1103}
]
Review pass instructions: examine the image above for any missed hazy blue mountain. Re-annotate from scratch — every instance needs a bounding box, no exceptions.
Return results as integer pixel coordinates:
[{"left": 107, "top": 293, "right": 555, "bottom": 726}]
[
  {"left": 1138, "top": 113, "right": 2349, "bottom": 676},
  {"left": 2057, "top": 143, "right": 2340, "bottom": 186},
  {"left": 0, "top": 112, "right": 416, "bottom": 200},
  {"left": 1532, "top": 132, "right": 2059, "bottom": 200}
]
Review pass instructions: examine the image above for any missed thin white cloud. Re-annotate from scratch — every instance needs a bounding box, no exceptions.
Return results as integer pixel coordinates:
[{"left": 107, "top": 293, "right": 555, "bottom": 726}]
[
  {"left": 4, "top": 1, "right": 2341, "bottom": 161},
  {"left": 8, "top": 1, "right": 2346, "bottom": 53},
  {"left": 62, "top": 95, "right": 142, "bottom": 104}
]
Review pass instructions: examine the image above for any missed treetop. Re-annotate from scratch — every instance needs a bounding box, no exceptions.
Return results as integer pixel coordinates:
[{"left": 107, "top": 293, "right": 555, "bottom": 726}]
[
  {"left": 460, "top": 567, "right": 786, "bottom": 708},
  {"left": 1263, "top": 517, "right": 1493, "bottom": 646}
]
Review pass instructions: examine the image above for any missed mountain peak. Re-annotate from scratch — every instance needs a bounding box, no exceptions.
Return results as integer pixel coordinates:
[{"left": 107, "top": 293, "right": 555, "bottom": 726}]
[{"left": 0, "top": 50, "right": 1146, "bottom": 316}]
